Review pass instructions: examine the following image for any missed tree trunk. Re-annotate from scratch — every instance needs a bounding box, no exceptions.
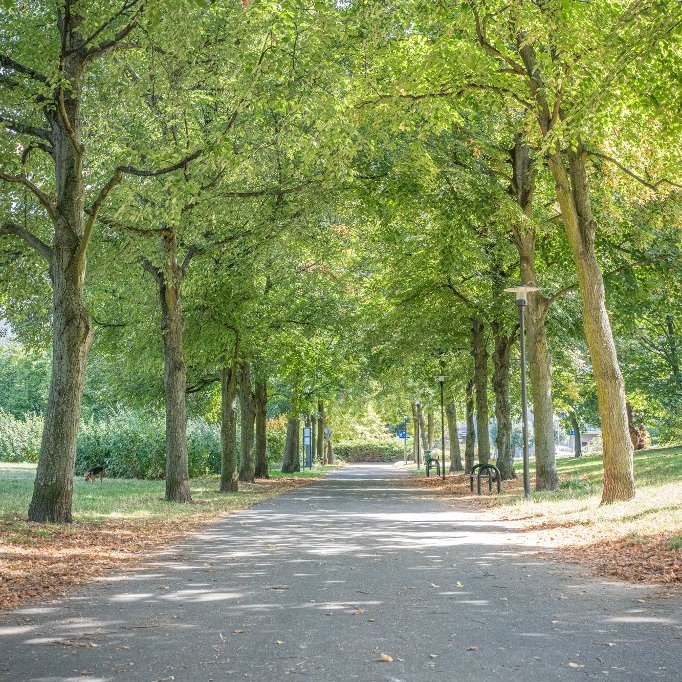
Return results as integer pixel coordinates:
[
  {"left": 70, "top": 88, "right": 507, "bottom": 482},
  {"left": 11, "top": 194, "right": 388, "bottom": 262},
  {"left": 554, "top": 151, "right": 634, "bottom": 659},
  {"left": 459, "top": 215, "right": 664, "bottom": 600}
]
[
  {"left": 316, "top": 400, "right": 325, "bottom": 463},
  {"left": 446, "top": 402, "right": 463, "bottom": 472},
  {"left": 293, "top": 417, "right": 301, "bottom": 471},
  {"left": 28, "top": 19, "right": 91, "bottom": 523},
  {"left": 28, "top": 253, "right": 92, "bottom": 522},
  {"left": 325, "top": 425, "right": 334, "bottom": 464},
  {"left": 411, "top": 402, "right": 419, "bottom": 462},
  {"left": 254, "top": 377, "right": 268, "bottom": 478},
  {"left": 427, "top": 410, "right": 434, "bottom": 450},
  {"left": 238, "top": 361, "right": 256, "bottom": 483},
  {"left": 471, "top": 318, "right": 491, "bottom": 464},
  {"left": 548, "top": 150, "right": 634, "bottom": 502},
  {"left": 220, "top": 365, "right": 239, "bottom": 492},
  {"left": 281, "top": 416, "right": 299, "bottom": 473},
  {"left": 157, "top": 234, "right": 191, "bottom": 503},
  {"left": 492, "top": 323, "right": 516, "bottom": 480},
  {"left": 464, "top": 379, "right": 476, "bottom": 474},
  {"left": 511, "top": 138, "right": 557, "bottom": 491},
  {"left": 311, "top": 414, "right": 317, "bottom": 464},
  {"left": 571, "top": 414, "right": 582, "bottom": 458},
  {"left": 418, "top": 404, "right": 428, "bottom": 452}
]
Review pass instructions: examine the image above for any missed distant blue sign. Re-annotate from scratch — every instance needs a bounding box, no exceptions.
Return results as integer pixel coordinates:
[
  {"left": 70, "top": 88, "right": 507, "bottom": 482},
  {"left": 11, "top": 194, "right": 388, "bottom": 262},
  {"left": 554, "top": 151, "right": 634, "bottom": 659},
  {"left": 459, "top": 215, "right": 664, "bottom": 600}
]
[
  {"left": 569, "top": 428, "right": 575, "bottom": 436},
  {"left": 398, "top": 430, "right": 407, "bottom": 439}
]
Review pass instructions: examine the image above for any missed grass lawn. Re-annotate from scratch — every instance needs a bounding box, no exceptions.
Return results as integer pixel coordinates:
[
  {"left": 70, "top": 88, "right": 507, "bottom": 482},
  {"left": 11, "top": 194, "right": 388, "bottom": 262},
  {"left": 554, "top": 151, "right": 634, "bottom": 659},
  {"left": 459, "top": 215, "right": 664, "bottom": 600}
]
[
  {"left": 0, "top": 462, "right": 337, "bottom": 611},
  {"left": 416, "top": 446, "right": 682, "bottom": 585}
]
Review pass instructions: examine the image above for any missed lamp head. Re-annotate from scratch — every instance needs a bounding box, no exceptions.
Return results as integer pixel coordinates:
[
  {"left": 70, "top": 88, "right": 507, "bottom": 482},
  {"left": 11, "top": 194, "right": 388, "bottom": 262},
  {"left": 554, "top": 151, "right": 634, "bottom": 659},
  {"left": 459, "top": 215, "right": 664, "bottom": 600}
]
[
  {"left": 504, "top": 284, "right": 539, "bottom": 304},
  {"left": 436, "top": 375, "right": 445, "bottom": 384}
]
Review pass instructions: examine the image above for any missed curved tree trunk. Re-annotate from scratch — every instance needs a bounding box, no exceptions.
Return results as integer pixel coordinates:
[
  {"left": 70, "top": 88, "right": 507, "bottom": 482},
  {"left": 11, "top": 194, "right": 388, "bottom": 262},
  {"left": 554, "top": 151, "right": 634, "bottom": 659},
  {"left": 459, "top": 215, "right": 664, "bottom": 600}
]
[
  {"left": 446, "top": 402, "right": 463, "bottom": 472},
  {"left": 220, "top": 365, "right": 239, "bottom": 492},
  {"left": 254, "top": 377, "right": 268, "bottom": 478},
  {"left": 471, "top": 319, "right": 490, "bottom": 464},
  {"left": 238, "top": 361, "right": 256, "bottom": 483},
  {"left": 492, "top": 323, "right": 516, "bottom": 480},
  {"left": 411, "top": 402, "right": 419, "bottom": 462},
  {"left": 464, "top": 379, "right": 476, "bottom": 474},
  {"left": 316, "top": 400, "right": 325, "bottom": 463},
  {"left": 548, "top": 150, "right": 634, "bottom": 502}
]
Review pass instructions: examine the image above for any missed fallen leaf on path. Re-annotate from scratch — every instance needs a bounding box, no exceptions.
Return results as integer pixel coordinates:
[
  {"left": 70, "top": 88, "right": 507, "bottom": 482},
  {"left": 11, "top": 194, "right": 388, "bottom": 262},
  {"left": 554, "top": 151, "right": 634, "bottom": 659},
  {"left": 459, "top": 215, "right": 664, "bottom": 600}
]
[
  {"left": 455, "top": 582, "right": 464, "bottom": 588},
  {"left": 352, "top": 608, "right": 365, "bottom": 615},
  {"left": 276, "top": 640, "right": 284, "bottom": 645},
  {"left": 465, "top": 646, "right": 479, "bottom": 651},
  {"left": 568, "top": 662, "right": 585, "bottom": 668},
  {"left": 379, "top": 653, "right": 393, "bottom": 662}
]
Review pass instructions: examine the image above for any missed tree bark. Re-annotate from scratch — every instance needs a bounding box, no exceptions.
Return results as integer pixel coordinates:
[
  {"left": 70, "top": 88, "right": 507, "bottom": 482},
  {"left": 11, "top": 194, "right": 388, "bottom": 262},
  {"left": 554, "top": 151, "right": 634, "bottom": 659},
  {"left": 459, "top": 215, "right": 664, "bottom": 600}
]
[
  {"left": 155, "top": 234, "right": 191, "bottom": 503},
  {"left": 28, "top": 12, "right": 92, "bottom": 523},
  {"left": 411, "top": 402, "right": 419, "bottom": 462},
  {"left": 548, "top": 150, "right": 635, "bottom": 502},
  {"left": 311, "top": 414, "right": 317, "bottom": 464},
  {"left": 511, "top": 138, "right": 557, "bottom": 491},
  {"left": 464, "top": 378, "right": 476, "bottom": 474},
  {"left": 254, "top": 376, "right": 268, "bottom": 478},
  {"left": 492, "top": 322, "right": 516, "bottom": 480},
  {"left": 316, "top": 400, "right": 325, "bottom": 463},
  {"left": 471, "top": 318, "right": 491, "bottom": 464},
  {"left": 238, "top": 361, "right": 256, "bottom": 483},
  {"left": 427, "top": 409, "right": 434, "bottom": 450},
  {"left": 220, "top": 365, "right": 239, "bottom": 492},
  {"left": 446, "top": 402, "right": 463, "bottom": 472},
  {"left": 571, "top": 414, "right": 583, "bottom": 458},
  {"left": 281, "top": 416, "right": 299, "bottom": 473},
  {"left": 418, "top": 403, "right": 428, "bottom": 452}
]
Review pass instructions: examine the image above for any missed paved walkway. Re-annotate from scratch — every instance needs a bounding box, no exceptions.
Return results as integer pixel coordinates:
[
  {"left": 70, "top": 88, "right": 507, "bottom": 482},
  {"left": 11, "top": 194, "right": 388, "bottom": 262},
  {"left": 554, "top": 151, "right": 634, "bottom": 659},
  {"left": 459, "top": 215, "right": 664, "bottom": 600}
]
[{"left": 1, "top": 464, "right": 679, "bottom": 681}]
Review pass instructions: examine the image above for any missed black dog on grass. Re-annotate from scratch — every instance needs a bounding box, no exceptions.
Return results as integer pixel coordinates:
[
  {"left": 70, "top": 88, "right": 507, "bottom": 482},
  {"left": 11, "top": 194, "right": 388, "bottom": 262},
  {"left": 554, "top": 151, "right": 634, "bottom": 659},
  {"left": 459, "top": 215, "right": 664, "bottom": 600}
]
[{"left": 84, "top": 465, "right": 106, "bottom": 482}]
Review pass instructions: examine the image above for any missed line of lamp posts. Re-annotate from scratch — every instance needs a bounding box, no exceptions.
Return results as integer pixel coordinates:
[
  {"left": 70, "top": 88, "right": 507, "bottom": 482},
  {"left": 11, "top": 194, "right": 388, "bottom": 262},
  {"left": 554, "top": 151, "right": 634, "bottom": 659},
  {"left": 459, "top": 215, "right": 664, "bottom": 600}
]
[{"left": 404, "top": 284, "right": 537, "bottom": 501}]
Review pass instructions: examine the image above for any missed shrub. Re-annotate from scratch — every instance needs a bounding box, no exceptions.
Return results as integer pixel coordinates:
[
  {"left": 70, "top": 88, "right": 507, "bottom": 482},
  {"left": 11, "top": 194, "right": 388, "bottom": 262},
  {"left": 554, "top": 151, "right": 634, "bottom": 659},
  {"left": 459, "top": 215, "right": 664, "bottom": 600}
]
[
  {"left": 76, "top": 410, "right": 221, "bottom": 479},
  {"left": 334, "top": 439, "right": 404, "bottom": 463},
  {"left": 0, "top": 408, "right": 43, "bottom": 462}
]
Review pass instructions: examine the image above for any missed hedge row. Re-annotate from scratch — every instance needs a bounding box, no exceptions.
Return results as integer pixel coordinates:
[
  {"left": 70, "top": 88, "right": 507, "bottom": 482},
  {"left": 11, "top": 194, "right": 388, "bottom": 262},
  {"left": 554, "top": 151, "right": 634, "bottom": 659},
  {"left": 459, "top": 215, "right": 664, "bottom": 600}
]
[
  {"left": 0, "top": 408, "right": 291, "bottom": 478},
  {"left": 334, "top": 440, "right": 404, "bottom": 462}
]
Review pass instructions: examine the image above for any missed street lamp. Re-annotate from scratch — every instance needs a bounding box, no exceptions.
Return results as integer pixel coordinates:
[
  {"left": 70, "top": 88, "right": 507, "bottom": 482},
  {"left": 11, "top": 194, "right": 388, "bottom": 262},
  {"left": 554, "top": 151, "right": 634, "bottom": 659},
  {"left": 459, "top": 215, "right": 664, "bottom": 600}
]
[
  {"left": 415, "top": 400, "right": 421, "bottom": 470},
  {"left": 437, "top": 375, "right": 446, "bottom": 480},
  {"left": 504, "top": 284, "right": 539, "bottom": 501}
]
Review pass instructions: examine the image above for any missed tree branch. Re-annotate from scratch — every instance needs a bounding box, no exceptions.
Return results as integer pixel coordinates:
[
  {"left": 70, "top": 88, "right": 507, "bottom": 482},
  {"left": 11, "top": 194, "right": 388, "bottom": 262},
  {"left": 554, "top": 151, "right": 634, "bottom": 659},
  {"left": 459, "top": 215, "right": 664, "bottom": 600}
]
[
  {"left": 74, "top": 170, "right": 124, "bottom": 266},
  {"left": 139, "top": 255, "right": 163, "bottom": 285},
  {"left": 83, "top": 2, "right": 144, "bottom": 62},
  {"left": 0, "top": 54, "right": 50, "bottom": 85},
  {"left": 0, "top": 221, "right": 53, "bottom": 262},
  {"left": 0, "top": 172, "right": 58, "bottom": 222},
  {"left": 118, "top": 148, "right": 203, "bottom": 177},
  {"left": 590, "top": 151, "right": 682, "bottom": 191},
  {"left": 181, "top": 244, "right": 202, "bottom": 276},
  {"left": 0, "top": 115, "right": 52, "bottom": 141}
]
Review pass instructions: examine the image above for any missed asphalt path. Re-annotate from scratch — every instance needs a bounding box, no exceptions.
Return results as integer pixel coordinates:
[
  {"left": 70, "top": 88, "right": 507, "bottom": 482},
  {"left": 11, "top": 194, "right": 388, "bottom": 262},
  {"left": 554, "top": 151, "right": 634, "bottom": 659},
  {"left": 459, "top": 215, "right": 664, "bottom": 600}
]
[{"left": 1, "top": 463, "right": 679, "bottom": 681}]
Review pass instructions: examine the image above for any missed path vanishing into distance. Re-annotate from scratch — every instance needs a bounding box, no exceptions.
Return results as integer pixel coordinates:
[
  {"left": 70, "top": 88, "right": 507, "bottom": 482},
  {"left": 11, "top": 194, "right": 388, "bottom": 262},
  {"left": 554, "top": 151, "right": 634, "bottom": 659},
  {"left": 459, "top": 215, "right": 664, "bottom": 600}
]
[{"left": 1, "top": 464, "right": 680, "bottom": 681}]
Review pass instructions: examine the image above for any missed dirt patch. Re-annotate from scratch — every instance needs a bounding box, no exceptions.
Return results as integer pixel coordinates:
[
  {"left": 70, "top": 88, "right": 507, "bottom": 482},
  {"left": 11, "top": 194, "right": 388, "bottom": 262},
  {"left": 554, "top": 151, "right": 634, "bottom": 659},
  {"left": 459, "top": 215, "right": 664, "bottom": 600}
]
[{"left": 0, "top": 478, "right": 311, "bottom": 612}]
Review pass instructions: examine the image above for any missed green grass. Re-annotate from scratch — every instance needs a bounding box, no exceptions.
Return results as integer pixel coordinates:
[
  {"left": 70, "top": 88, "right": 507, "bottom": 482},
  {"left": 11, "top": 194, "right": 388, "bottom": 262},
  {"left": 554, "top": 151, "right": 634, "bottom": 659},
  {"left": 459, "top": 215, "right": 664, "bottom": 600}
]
[
  {"left": 505, "top": 444, "right": 682, "bottom": 504},
  {"left": 0, "top": 462, "right": 335, "bottom": 524}
]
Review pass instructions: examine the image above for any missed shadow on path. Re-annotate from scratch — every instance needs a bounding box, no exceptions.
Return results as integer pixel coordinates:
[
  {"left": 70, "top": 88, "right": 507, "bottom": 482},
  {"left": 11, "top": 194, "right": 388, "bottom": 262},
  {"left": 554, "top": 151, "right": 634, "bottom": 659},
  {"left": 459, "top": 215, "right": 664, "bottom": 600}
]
[{"left": 0, "top": 464, "right": 679, "bottom": 681}]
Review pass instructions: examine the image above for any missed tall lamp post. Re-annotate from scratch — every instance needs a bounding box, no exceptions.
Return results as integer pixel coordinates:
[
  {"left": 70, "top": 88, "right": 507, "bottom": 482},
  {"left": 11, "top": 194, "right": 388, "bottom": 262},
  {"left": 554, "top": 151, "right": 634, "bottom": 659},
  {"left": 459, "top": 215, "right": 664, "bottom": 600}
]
[
  {"left": 504, "top": 284, "right": 539, "bottom": 501},
  {"left": 415, "top": 400, "right": 421, "bottom": 470},
  {"left": 437, "top": 375, "right": 446, "bottom": 480}
]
